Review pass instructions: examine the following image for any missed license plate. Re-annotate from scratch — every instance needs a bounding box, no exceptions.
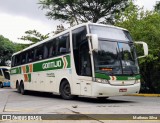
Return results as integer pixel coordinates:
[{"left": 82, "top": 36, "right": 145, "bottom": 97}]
[{"left": 119, "top": 88, "right": 127, "bottom": 92}]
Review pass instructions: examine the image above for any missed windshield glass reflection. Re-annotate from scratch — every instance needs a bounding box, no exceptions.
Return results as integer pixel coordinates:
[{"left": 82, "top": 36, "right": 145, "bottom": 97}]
[{"left": 94, "top": 40, "right": 139, "bottom": 75}]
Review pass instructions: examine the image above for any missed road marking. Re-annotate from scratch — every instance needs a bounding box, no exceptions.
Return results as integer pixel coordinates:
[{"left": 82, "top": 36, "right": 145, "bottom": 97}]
[
  {"left": 0, "top": 89, "right": 11, "bottom": 91},
  {"left": 5, "top": 109, "right": 34, "bottom": 112}
]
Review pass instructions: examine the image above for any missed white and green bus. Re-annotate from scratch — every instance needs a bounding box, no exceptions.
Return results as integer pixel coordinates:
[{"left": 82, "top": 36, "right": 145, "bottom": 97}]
[
  {"left": 0, "top": 66, "right": 10, "bottom": 88},
  {"left": 10, "top": 23, "right": 148, "bottom": 99}
]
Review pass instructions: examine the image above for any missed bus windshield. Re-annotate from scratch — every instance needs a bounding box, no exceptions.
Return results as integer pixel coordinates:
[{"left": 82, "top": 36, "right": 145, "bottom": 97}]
[
  {"left": 2, "top": 69, "right": 10, "bottom": 80},
  {"left": 89, "top": 25, "right": 139, "bottom": 75}
]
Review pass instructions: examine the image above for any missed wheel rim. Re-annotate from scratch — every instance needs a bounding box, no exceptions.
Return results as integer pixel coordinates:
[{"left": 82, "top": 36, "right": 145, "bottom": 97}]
[{"left": 63, "top": 83, "right": 71, "bottom": 97}]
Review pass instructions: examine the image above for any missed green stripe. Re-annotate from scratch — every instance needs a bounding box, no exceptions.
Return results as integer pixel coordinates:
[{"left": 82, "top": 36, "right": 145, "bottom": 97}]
[
  {"left": 116, "top": 75, "right": 140, "bottom": 80},
  {"left": 10, "top": 55, "right": 71, "bottom": 74},
  {"left": 28, "top": 74, "right": 31, "bottom": 82},
  {"left": 95, "top": 73, "right": 110, "bottom": 80},
  {"left": 95, "top": 73, "right": 140, "bottom": 80},
  {"left": 10, "top": 67, "right": 21, "bottom": 74},
  {"left": 33, "top": 58, "right": 63, "bottom": 72},
  {"left": 65, "top": 55, "right": 71, "bottom": 68},
  {"left": 26, "top": 65, "right": 29, "bottom": 73}
]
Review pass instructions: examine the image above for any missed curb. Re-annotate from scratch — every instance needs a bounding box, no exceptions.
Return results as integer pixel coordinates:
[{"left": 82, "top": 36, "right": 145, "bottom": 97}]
[{"left": 126, "top": 94, "right": 160, "bottom": 97}]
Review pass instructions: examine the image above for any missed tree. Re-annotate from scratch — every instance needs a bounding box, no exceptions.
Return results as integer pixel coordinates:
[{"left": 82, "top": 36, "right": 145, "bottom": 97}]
[
  {"left": 0, "top": 35, "right": 16, "bottom": 66},
  {"left": 115, "top": 2, "right": 160, "bottom": 93},
  {"left": 19, "top": 25, "right": 66, "bottom": 47},
  {"left": 19, "top": 30, "right": 49, "bottom": 44},
  {"left": 154, "top": 1, "right": 160, "bottom": 13},
  {"left": 39, "top": 0, "right": 131, "bottom": 25}
]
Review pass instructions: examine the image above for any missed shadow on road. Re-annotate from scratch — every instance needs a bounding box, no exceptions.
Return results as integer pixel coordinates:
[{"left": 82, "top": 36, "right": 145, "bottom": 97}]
[{"left": 12, "top": 90, "right": 135, "bottom": 104}]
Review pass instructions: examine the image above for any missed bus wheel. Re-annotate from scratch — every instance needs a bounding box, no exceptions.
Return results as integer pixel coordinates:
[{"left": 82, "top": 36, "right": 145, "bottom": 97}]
[
  {"left": 20, "top": 82, "right": 26, "bottom": 95},
  {"left": 0, "top": 82, "right": 3, "bottom": 88},
  {"left": 16, "top": 82, "right": 21, "bottom": 93},
  {"left": 60, "top": 80, "right": 74, "bottom": 100}
]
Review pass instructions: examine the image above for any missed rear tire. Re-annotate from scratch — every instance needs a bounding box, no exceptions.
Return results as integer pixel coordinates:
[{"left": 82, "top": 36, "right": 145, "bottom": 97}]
[
  {"left": 16, "top": 82, "right": 21, "bottom": 93},
  {"left": 20, "top": 82, "right": 26, "bottom": 95},
  {"left": 0, "top": 82, "right": 3, "bottom": 88},
  {"left": 60, "top": 80, "right": 74, "bottom": 100}
]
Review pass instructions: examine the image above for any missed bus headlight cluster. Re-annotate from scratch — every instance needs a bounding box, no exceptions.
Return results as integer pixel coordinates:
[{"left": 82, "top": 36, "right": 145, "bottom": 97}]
[
  {"left": 135, "top": 79, "right": 141, "bottom": 84},
  {"left": 95, "top": 78, "right": 110, "bottom": 84}
]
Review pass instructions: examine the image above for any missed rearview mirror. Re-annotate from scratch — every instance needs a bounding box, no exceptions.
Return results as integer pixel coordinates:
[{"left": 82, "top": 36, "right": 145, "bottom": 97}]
[
  {"left": 135, "top": 41, "right": 148, "bottom": 58},
  {"left": 86, "top": 34, "right": 98, "bottom": 51}
]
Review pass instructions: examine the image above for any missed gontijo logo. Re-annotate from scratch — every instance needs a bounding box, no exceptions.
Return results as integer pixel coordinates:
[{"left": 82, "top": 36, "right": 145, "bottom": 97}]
[
  {"left": 42, "top": 57, "right": 68, "bottom": 70},
  {"left": 42, "top": 60, "right": 62, "bottom": 69},
  {"left": 11, "top": 69, "right": 16, "bottom": 74}
]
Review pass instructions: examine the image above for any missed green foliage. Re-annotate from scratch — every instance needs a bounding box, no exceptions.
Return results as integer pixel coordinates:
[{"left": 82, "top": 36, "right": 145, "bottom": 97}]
[
  {"left": 19, "top": 30, "right": 49, "bottom": 44},
  {"left": 39, "top": 0, "right": 130, "bottom": 25},
  {"left": 0, "top": 35, "right": 17, "bottom": 66},
  {"left": 154, "top": 1, "right": 160, "bottom": 13},
  {"left": 115, "top": 2, "right": 160, "bottom": 93}
]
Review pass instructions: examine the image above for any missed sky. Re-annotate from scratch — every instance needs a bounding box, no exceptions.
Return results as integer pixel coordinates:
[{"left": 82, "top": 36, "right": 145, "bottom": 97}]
[{"left": 0, "top": 0, "right": 159, "bottom": 44}]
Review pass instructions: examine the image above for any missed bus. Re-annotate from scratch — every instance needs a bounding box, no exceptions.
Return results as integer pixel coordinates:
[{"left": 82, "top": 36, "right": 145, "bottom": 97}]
[
  {"left": 10, "top": 23, "right": 148, "bottom": 99},
  {"left": 0, "top": 66, "right": 10, "bottom": 88}
]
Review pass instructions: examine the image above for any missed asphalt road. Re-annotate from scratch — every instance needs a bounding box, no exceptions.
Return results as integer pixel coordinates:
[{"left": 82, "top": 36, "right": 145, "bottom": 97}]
[{"left": 0, "top": 87, "right": 160, "bottom": 122}]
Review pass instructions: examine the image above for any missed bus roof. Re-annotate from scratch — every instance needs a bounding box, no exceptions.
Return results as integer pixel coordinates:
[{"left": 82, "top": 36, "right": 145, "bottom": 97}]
[{"left": 12, "top": 22, "right": 128, "bottom": 56}]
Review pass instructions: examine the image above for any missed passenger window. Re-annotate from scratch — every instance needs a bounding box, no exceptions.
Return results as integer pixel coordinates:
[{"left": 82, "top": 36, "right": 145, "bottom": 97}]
[
  {"left": 21, "top": 52, "right": 26, "bottom": 64},
  {"left": 57, "top": 33, "right": 70, "bottom": 55},
  {"left": 48, "top": 39, "right": 57, "bottom": 58},
  {"left": 15, "top": 54, "right": 21, "bottom": 66},
  {"left": 27, "top": 49, "right": 34, "bottom": 63},
  {"left": 43, "top": 45, "right": 48, "bottom": 59},
  {"left": 11, "top": 56, "right": 15, "bottom": 67},
  {"left": 35, "top": 45, "right": 44, "bottom": 61}
]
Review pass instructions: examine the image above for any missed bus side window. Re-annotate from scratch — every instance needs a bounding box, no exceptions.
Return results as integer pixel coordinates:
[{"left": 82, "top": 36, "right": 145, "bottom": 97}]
[
  {"left": 2, "top": 69, "right": 10, "bottom": 80},
  {"left": 26, "top": 49, "right": 34, "bottom": 63},
  {"left": 11, "top": 56, "right": 15, "bottom": 67},
  {"left": 57, "top": 33, "right": 69, "bottom": 55},
  {"left": 21, "top": 52, "right": 26, "bottom": 64},
  {"left": 48, "top": 39, "right": 57, "bottom": 57},
  {"left": 43, "top": 45, "right": 48, "bottom": 59},
  {"left": 35, "top": 46, "right": 43, "bottom": 61},
  {"left": 15, "top": 54, "right": 21, "bottom": 66},
  {"left": 35, "top": 45, "right": 43, "bottom": 61}
]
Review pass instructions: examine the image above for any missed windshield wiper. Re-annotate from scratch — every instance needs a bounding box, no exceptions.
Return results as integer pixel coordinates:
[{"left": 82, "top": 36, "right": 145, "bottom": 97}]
[{"left": 128, "top": 66, "right": 134, "bottom": 76}]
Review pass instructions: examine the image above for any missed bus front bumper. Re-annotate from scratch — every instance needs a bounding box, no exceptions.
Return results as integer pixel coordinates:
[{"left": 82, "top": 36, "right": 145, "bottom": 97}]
[
  {"left": 3, "top": 82, "right": 10, "bottom": 87},
  {"left": 92, "top": 82, "right": 140, "bottom": 97}
]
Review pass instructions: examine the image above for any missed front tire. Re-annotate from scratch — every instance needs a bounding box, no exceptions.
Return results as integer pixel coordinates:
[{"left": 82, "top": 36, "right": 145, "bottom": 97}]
[
  {"left": 0, "top": 82, "right": 3, "bottom": 88},
  {"left": 60, "top": 80, "right": 74, "bottom": 100}
]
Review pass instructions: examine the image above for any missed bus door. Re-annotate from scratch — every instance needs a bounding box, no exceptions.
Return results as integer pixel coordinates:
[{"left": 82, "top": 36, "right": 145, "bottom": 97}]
[
  {"left": 72, "top": 26, "right": 93, "bottom": 96},
  {"left": 78, "top": 41, "right": 92, "bottom": 96}
]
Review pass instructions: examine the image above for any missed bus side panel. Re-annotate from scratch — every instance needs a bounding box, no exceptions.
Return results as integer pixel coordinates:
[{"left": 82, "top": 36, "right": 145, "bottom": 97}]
[
  {"left": 44, "top": 69, "right": 72, "bottom": 94},
  {"left": 10, "top": 74, "right": 23, "bottom": 89}
]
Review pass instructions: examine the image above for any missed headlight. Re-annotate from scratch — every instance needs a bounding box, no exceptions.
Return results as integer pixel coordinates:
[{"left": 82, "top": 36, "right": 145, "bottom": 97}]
[
  {"left": 135, "top": 79, "right": 141, "bottom": 84},
  {"left": 95, "top": 78, "right": 110, "bottom": 84}
]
